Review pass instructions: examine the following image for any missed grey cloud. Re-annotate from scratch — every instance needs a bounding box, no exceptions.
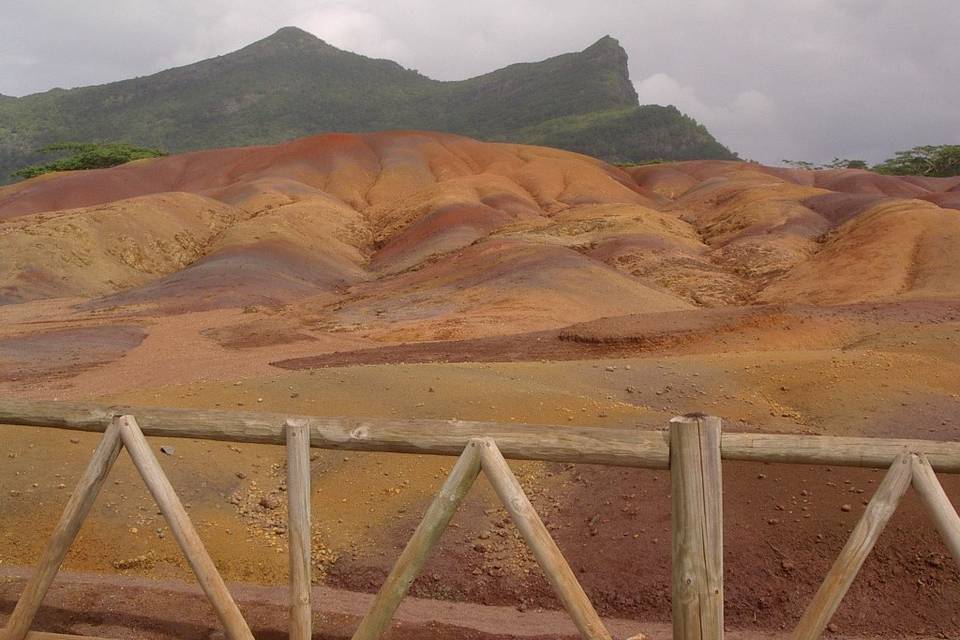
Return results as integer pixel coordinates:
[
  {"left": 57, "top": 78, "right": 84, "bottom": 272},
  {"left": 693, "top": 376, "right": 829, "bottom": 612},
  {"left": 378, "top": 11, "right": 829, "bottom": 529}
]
[{"left": 1, "top": 0, "right": 957, "bottom": 164}]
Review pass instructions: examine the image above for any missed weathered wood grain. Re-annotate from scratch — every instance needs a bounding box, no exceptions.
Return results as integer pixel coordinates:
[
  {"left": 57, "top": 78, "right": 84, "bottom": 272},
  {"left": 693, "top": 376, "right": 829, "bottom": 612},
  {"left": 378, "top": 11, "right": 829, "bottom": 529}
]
[
  {"left": 0, "top": 400, "right": 670, "bottom": 468},
  {"left": 352, "top": 441, "right": 482, "bottom": 640},
  {"left": 2, "top": 419, "right": 123, "bottom": 640},
  {"left": 911, "top": 454, "right": 960, "bottom": 569},
  {"left": 479, "top": 439, "right": 612, "bottom": 640},
  {"left": 4, "top": 400, "right": 960, "bottom": 471},
  {"left": 286, "top": 419, "right": 313, "bottom": 640},
  {"left": 670, "top": 415, "right": 723, "bottom": 640},
  {"left": 723, "top": 432, "right": 960, "bottom": 472},
  {"left": 118, "top": 416, "right": 254, "bottom": 640},
  {"left": 791, "top": 453, "right": 912, "bottom": 640}
]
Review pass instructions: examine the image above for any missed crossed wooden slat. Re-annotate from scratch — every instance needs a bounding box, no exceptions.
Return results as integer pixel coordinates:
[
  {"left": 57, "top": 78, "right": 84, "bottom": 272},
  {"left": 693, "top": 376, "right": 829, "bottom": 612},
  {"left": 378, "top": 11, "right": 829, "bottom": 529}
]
[
  {"left": 792, "top": 452, "right": 960, "bottom": 640},
  {"left": 351, "top": 437, "right": 616, "bottom": 640},
  {"left": 1, "top": 415, "right": 254, "bottom": 640}
]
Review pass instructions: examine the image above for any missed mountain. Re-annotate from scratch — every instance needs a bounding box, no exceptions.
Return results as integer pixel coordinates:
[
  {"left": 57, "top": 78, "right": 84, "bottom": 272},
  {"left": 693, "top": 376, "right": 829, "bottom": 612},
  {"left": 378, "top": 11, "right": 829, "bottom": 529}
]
[{"left": 0, "top": 27, "right": 736, "bottom": 182}]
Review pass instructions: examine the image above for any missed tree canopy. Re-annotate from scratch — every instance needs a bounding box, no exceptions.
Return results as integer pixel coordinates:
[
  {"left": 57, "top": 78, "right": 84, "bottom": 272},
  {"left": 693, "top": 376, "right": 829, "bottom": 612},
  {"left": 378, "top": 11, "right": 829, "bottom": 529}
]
[
  {"left": 872, "top": 145, "right": 960, "bottom": 177},
  {"left": 12, "top": 142, "right": 166, "bottom": 179},
  {"left": 783, "top": 145, "right": 960, "bottom": 177}
]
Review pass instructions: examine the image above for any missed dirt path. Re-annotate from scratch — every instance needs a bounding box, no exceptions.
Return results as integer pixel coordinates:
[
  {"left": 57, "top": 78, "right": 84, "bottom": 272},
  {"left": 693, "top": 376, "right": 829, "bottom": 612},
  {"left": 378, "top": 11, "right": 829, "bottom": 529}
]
[{"left": 0, "top": 568, "right": 938, "bottom": 640}]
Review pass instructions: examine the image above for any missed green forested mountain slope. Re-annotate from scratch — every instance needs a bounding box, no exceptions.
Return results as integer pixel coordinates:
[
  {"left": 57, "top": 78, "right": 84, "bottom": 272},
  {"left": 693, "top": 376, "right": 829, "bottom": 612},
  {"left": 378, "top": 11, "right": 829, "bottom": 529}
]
[{"left": 0, "top": 27, "right": 735, "bottom": 181}]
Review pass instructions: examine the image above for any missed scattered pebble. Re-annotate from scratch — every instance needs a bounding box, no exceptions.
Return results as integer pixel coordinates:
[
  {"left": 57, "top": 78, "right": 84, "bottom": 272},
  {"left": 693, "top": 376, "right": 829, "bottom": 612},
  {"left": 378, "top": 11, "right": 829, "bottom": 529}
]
[{"left": 259, "top": 494, "right": 281, "bottom": 510}]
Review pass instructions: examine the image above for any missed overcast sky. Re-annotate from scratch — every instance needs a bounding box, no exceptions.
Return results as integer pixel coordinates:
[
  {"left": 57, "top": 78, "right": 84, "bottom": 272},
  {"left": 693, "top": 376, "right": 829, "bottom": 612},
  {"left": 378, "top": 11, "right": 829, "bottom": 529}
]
[{"left": 2, "top": 0, "right": 957, "bottom": 164}]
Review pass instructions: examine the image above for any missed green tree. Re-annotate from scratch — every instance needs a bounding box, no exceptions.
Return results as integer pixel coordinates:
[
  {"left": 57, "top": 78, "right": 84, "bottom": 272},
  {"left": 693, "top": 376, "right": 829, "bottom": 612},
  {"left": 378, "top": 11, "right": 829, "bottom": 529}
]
[
  {"left": 12, "top": 142, "right": 166, "bottom": 180},
  {"left": 873, "top": 145, "right": 960, "bottom": 177},
  {"left": 781, "top": 159, "right": 816, "bottom": 170},
  {"left": 824, "top": 158, "right": 868, "bottom": 170}
]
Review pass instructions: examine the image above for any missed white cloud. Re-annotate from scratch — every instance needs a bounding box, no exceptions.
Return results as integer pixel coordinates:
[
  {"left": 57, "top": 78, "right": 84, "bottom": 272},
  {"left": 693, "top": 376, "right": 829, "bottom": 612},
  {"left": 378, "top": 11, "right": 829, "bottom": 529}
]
[
  {"left": 298, "top": 4, "right": 409, "bottom": 61},
  {"left": 634, "top": 73, "right": 781, "bottom": 161}
]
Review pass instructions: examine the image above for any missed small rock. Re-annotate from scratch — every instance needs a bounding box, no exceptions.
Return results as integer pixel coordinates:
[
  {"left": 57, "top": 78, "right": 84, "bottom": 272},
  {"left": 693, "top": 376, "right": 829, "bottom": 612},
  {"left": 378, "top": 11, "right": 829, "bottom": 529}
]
[
  {"left": 827, "top": 622, "right": 839, "bottom": 633},
  {"left": 160, "top": 446, "right": 175, "bottom": 455},
  {"left": 926, "top": 554, "right": 945, "bottom": 568},
  {"left": 235, "top": 471, "right": 246, "bottom": 479},
  {"left": 259, "top": 494, "right": 281, "bottom": 510},
  {"left": 69, "top": 437, "right": 80, "bottom": 444},
  {"left": 840, "top": 504, "right": 852, "bottom": 512}
]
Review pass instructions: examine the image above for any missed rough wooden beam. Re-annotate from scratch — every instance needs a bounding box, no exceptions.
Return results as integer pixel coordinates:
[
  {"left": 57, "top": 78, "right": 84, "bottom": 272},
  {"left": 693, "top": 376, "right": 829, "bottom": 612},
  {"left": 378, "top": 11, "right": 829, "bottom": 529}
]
[
  {"left": 722, "top": 432, "right": 960, "bottom": 473},
  {"left": 286, "top": 420, "right": 313, "bottom": 640},
  {"left": 791, "top": 453, "right": 912, "bottom": 640},
  {"left": 118, "top": 416, "right": 254, "bottom": 640},
  {"left": 2, "top": 419, "right": 123, "bottom": 640},
  {"left": 911, "top": 454, "right": 960, "bottom": 569},
  {"left": 670, "top": 415, "right": 723, "bottom": 640},
  {"left": 4, "top": 400, "right": 960, "bottom": 471},
  {"left": 0, "top": 400, "right": 670, "bottom": 468},
  {"left": 351, "top": 440, "right": 482, "bottom": 640},
  {"left": 479, "top": 439, "right": 612, "bottom": 640}
]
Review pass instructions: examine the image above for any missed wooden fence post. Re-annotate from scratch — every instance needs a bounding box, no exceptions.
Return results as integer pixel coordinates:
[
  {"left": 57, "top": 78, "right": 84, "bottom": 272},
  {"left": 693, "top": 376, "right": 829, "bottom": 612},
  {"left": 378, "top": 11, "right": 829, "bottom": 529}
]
[
  {"left": 670, "top": 414, "right": 724, "bottom": 640},
  {"left": 286, "top": 419, "right": 313, "bottom": 640}
]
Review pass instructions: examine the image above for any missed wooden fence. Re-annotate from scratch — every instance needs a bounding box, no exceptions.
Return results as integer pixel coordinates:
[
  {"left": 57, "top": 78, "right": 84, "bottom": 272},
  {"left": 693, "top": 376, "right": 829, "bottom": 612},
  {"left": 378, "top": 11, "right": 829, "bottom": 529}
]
[{"left": 0, "top": 400, "right": 958, "bottom": 640}]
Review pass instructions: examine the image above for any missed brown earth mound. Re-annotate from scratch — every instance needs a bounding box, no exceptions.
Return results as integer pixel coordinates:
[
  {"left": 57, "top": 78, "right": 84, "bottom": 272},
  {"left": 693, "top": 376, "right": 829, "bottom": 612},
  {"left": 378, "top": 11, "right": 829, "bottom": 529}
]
[{"left": 2, "top": 131, "right": 959, "bottom": 323}]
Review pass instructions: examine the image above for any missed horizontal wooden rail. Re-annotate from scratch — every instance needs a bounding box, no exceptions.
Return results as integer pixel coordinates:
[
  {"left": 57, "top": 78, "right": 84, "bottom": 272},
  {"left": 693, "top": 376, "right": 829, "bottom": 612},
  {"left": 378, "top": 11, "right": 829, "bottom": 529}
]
[
  {"left": 0, "top": 400, "right": 669, "bottom": 468},
  {"left": 2, "top": 400, "right": 960, "bottom": 472},
  {"left": 721, "top": 432, "right": 960, "bottom": 473}
]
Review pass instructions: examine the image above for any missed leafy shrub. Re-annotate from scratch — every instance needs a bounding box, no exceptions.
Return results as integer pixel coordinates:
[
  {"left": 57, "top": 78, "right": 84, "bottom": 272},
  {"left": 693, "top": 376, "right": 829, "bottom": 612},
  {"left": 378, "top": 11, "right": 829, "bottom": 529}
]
[
  {"left": 873, "top": 145, "right": 960, "bottom": 177},
  {"left": 784, "top": 147, "right": 960, "bottom": 177},
  {"left": 12, "top": 142, "right": 166, "bottom": 179}
]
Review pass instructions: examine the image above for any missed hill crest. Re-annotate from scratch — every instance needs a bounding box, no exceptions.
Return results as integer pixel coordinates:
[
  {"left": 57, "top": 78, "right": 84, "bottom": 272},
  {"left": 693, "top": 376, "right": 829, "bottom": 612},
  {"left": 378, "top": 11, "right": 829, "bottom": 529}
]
[{"left": 0, "top": 28, "right": 735, "bottom": 182}]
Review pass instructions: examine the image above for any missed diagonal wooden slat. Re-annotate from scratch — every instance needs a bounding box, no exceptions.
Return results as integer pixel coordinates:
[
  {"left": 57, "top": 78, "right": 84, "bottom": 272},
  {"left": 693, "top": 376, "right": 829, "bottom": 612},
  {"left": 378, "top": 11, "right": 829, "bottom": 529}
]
[
  {"left": 351, "top": 439, "right": 483, "bottom": 640},
  {"left": 117, "top": 415, "right": 254, "bottom": 640},
  {"left": 478, "top": 439, "right": 613, "bottom": 640},
  {"left": 911, "top": 453, "right": 960, "bottom": 569},
  {"left": 791, "top": 452, "right": 913, "bottom": 640},
  {"left": 2, "top": 418, "right": 124, "bottom": 640}
]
